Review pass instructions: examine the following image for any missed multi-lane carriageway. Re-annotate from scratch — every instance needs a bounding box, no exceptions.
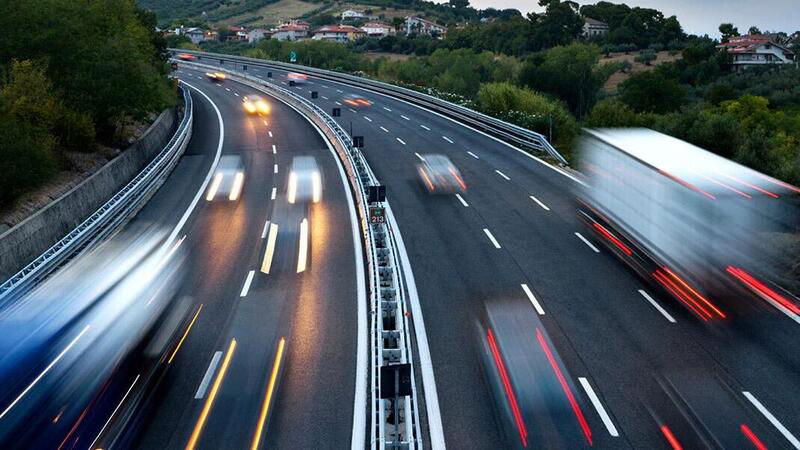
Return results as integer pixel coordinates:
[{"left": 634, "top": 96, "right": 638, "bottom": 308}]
[{"left": 93, "top": 60, "right": 800, "bottom": 449}]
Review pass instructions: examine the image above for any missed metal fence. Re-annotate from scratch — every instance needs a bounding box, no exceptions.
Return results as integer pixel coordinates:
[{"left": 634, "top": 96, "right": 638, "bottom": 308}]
[{"left": 0, "top": 87, "right": 194, "bottom": 305}]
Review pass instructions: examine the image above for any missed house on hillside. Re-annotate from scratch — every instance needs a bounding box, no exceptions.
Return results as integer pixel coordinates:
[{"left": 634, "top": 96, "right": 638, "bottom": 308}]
[
  {"left": 405, "top": 16, "right": 446, "bottom": 37},
  {"left": 272, "top": 24, "right": 309, "bottom": 41},
  {"left": 226, "top": 26, "right": 249, "bottom": 41},
  {"left": 184, "top": 27, "right": 206, "bottom": 44},
  {"left": 717, "top": 34, "right": 795, "bottom": 71},
  {"left": 248, "top": 28, "right": 271, "bottom": 43},
  {"left": 361, "top": 22, "right": 394, "bottom": 38},
  {"left": 312, "top": 25, "right": 366, "bottom": 43},
  {"left": 582, "top": 17, "right": 609, "bottom": 38},
  {"left": 341, "top": 10, "right": 365, "bottom": 20}
]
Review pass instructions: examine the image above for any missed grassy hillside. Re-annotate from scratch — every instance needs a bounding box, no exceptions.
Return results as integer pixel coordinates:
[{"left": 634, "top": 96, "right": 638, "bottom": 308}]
[{"left": 140, "top": 0, "right": 430, "bottom": 27}]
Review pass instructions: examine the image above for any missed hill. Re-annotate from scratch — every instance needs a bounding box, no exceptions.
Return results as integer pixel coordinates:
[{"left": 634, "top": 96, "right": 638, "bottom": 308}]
[{"left": 139, "top": 0, "right": 437, "bottom": 27}]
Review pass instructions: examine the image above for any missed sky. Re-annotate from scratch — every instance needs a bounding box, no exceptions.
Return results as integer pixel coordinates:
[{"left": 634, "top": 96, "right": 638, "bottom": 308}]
[{"left": 466, "top": 0, "right": 800, "bottom": 37}]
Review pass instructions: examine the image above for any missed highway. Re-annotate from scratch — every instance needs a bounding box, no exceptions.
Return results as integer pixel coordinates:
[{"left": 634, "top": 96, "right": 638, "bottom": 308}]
[
  {"left": 191, "top": 59, "right": 800, "bottom": 449},
  {"left": 1, "top": 55, "right": 799, "bottom": 450},
  {"left": 122, "top": 69, "right": 361, "bottom": 449}
]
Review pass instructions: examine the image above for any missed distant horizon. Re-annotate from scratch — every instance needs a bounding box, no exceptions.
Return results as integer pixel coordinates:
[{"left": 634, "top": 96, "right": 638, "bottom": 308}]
[{"left": 455, "top": 0, "right": 799, "bottom": 37}]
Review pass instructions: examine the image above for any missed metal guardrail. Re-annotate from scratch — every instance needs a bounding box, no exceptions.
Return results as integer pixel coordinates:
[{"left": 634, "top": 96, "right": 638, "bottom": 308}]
[
  {"left": 173, "top": 49, "right": 569, "bottom": 166},
  {"left": 180, "top": 60, "right": 424, "bottom": 449},
  {"left": 0, "top": 87, "right": 194, "bottom": 305}
]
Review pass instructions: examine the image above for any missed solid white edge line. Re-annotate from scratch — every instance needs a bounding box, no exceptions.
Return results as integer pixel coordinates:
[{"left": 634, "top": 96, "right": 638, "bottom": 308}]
[
  {"left": 195, "top": 351, "right": 223, "bottom": 399},
  {"left": 529, "top": 195, "right": 551, "bottom": 211},
  {"left": 521, "top": 284, "right": 545, "bottom": 315},
  {"left": 495, "top": 170, "right": 510, "bottom": 181},
  {"left": 88, "top": 374, "right": 141, "bottom": 449},
  {"left": 0, "top": 324, "right": 90, "bottom": 419},
  {"left": 575, "top": 232, "right": 600, "bottom": 253},
  {"left": 483, "top": 228, "right": 502, "bottom": 249},
  {"left": 467, "top": 151, "right": 479, "bottom": 159},
  {"left": 165, "top": 81, "right": 224, "bottom": 247},
  {"left": 455, "top": 193, "right": 469, "bottom": 207},
  {"left": 743, "top": 391, "right": 800, "bottom": 449},
  {"left": 385, "top": 203, "right": 446, "bottom": 449},
  {"left": 578, "top": 377, "right": 619, "bottom": 437},
  {"left": 271, "top": 187, "right": 277, "bottom": 200},
  {"left": 396, "top": 138, "right": 406, "bottom": 145},
  {"left": 240, "top": 270, "right": 255, "bottom": 297},
  {"left": 250, "top": 85, "right": 368, "bottom": 450},
  {"left": 638, "top": 290, "right": 676, "bottom": 323}
]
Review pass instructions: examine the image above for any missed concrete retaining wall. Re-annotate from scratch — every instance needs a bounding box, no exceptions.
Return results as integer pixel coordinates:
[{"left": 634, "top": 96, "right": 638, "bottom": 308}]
[{"left": 0, "top": 108, "right": 179, "bottom": 281}]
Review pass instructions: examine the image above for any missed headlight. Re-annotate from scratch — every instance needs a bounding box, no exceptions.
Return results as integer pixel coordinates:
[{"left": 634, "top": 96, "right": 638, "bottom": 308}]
[
  {"left": 257, "top": 101, "right": 270, "bottom": 114},
  {"left": 244, "top": 102, "right": 256, "bottom": 113}
]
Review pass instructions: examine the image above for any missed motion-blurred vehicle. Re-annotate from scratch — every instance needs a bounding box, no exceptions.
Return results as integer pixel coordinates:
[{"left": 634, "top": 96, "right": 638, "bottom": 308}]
[
  {"left": 342, "top": 94, "right": 372, "bottom": 108},
  {"left": 643, "top": 370, "right": 780, "bottom": 448},
  {"left": 577, "top": 129, "right": 800, "bottom": 321},
  {"left": 0, "top": 232, "right": 189, "bottom": 448},
  {"left": 242, "top": 95, "right": 270, "bottom": 115},
  {"left": 479, "top": 301, "right": 593, "bottom": 449},
  {"left": 287, "top": 72, "right": 308, "bottom": 84},
  {"left": 417, "top": 154, "right": 466, "bottom": 194},
  {"left": 206, "top": 155, "right": 245, "bottom": 201},
  {"left": 170, "top": 62, "right": 178, "bottom": 70},
  {"left": 176, "top": 53, "right": 196, "bottom": 61},
  {"left": 288, "top": 156, "right": 322, "bottom": 204},
  {"left": 205, "top": 71, "right": 226, "bottom": 81}
]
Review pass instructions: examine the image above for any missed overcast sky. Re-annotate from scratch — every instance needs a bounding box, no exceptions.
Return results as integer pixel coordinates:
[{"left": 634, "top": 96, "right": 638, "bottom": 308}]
[{"left": 466, "top": 0, "right": 800, "bottom": 36}]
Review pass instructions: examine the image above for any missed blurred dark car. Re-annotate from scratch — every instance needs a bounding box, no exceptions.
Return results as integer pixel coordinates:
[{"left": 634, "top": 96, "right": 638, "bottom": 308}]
[{"left": 479, "top": 301, "right": 593, "bottom": 449}]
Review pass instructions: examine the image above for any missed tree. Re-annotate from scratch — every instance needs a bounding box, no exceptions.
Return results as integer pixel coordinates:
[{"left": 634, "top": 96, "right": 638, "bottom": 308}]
[
  {"left": 527, "top": 0, "right": 584, "bottom": 50},
  {"left": 635, "top": 49, "right": 657, "bottom": 65},
  {"left": 520, "top": 43, "right": 605, "bottom": 117},
  {"left": 748, "top": 26, "right": 762, "bottom": 35},
  {"left": 619, "top": 70, "right": 687, "bottom": 113},
  {"left": 719, "top": 23, "right": 739, "bottom": 42},
  {"left": 449, "top": 0, "right": 469, "bottom": 9}
]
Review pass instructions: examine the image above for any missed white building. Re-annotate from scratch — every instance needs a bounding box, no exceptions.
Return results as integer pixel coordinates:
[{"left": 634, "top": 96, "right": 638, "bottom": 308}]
[
  {"left": 272, "top": 24, "right": 309, "bottom": 41},
  {"left": 341, "top": 10, "right": 365, "bottom": 20},
  {"left": 582, "top": 17, "right": 609, "bottom": 38},
  {"left": 183, "top": 27, "right": 206, "bottom": 44},
  {"left": 248, "top": 28, "right": 270, "bottom": 43},
  {"left": 717, "top": 34, "right": 795, "bottom": 71},
  {"left": 405, "top": 16, "right": 446, "bottom": 37},
  {"left": 361, "top": 22, "right": 394, "bottom": 38},
  {"left": 312, "top": 25, "right": 366, "bottom": 43}
]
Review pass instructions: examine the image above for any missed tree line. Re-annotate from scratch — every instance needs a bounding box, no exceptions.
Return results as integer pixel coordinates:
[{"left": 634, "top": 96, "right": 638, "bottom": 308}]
[{"left": 0, "top": 0, "right": 176, "bottom": 207}]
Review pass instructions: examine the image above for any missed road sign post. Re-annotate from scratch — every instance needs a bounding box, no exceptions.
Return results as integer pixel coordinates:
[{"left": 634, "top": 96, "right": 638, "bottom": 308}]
[
  {"left": 332, "top": 107, "right": 341, "bottom": 117},
  {"left": 311, "top": 91, "right": 318, "bottom": 99},
  {"left": 352, "top": 136, "right": 364, "bottom": 148}
]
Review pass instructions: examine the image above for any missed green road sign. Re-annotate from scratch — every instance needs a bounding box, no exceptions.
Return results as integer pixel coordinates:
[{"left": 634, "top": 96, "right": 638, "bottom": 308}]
[{"left": 289, "top": 51, "right": 297, "bottom": 63}]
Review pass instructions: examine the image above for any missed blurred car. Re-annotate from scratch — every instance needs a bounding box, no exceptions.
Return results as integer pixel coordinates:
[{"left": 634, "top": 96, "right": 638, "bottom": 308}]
[
  {"left": 170, "top": 62, "right": 178, "bottom": 70},
  {"left": 176, "top": 53, "right": 196, "bottom": 61},
  {"left": 206, "top": 71, "right": 226, "bottom": 81},
  {"left": 0, "top": 231, "right": 188, "bottom": 448},
  {"left": 288, "top": 156, "right": 322, "bottom": 204},
  {"left": 479, "top": 301, "right": 593, "bottom": 449},
  {"left": 342, "top": 94, "right": 372, "bottom": 108},
  {"left": 206, "top": 155, "right": 245, "bottom": 201},
  {"left": 417, "top": 154, "right": 466, "bottom": 194},
  {"left": 287, "top": 72, "right": 308, "bottom": 84},
  {"left": 243, "top": 95, "right": 270, "bottom": 115}
]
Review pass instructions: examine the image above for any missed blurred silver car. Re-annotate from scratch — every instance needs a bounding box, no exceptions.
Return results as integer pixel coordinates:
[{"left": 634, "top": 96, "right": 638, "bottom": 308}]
[
  {"left": 206, "top": 155, "right": 245, "bottom": 201},
  {"left": 417, "top": 154, "right": 466, "bottom": 194},
  {"left": 288, "top": 156, "right": 322, "bottom": 204}
]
